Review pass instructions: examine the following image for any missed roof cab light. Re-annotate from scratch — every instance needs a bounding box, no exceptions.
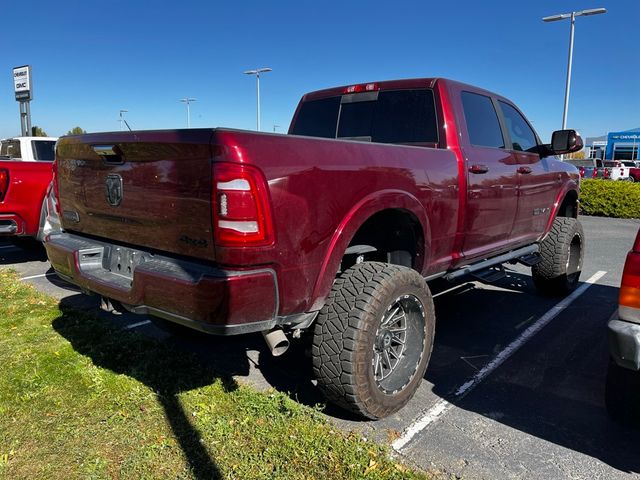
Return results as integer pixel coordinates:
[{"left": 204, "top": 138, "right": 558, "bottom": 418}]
[
  {"left": 212, "top": 162, "right": 274, "bottom": 247},
  {"left": 343, "top": 83, "right": 379, "bottom": 94}
]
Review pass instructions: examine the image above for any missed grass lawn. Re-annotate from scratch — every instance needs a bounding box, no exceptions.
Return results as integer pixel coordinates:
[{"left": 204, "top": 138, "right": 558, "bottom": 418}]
[{"left": 0, "top": 269, "right": 428, "bottom": 479}]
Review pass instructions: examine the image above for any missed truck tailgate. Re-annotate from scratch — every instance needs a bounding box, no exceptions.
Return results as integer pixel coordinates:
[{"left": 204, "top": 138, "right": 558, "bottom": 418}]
[{"left": 55, "top": 130, "right": 216, "bottom": 260}]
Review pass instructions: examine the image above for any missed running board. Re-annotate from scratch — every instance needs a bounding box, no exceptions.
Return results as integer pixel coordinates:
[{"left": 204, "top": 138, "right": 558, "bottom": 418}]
[
  {"left": 444, "top": 245, "right": 539, "bottom": 282},
  {"left": 471, "top": 265, "right": 506, "bottom": 283}
]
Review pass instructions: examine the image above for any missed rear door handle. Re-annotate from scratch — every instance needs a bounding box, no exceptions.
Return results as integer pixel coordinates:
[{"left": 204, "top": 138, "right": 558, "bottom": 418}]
[
  {"left": 469, "top": 164, "right": 489, "bottom": 174},
  {"left": 518, "top": 166, "right": 533, "bottom": 174}
]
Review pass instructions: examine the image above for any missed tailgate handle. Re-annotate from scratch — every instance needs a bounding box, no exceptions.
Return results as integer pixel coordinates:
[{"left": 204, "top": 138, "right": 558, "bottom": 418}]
[
  {"left": 469, "top": 164, "right": 489, "bottom": 174},
  {"left": 92, "top": 145, "right": 124, "bottom": 164}
]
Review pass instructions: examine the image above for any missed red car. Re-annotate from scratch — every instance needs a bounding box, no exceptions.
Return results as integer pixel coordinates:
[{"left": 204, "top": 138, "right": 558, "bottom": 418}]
[{"left": 45, "top": 78, "right": 583, "bottom": 418}]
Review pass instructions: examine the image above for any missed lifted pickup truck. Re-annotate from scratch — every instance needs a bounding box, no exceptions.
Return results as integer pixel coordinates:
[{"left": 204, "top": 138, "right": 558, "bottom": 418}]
[{"left": 45, "top": 78, "right": 584, "bottom": 418}]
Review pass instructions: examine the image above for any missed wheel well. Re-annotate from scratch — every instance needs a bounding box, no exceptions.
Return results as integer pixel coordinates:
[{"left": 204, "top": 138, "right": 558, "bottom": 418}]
[
  {"left": 341, "top": 209, "right": 424, "bottom": 271},
  {"left": 557, "top": 190, "right": 579, "bottom": 218}
]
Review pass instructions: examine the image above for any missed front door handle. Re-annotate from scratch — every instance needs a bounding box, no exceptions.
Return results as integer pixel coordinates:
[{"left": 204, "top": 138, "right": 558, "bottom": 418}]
[
  {"left": 469, "top": 164, "right": 489, "bottom": 174},
  {"left": 518, "top": 166, "right": 533, "bottom": 174}
]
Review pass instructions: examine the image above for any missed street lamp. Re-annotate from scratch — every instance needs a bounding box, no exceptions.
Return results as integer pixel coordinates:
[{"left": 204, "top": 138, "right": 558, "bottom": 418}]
[
  {"left": 119, "top": 109, "right": 128, "bottom": 131},
  {"left": 543, "top": 8, "right": 606, "bottom": 131},
  {"left": 179, "top": 98, "right": 197, "bottom": 128},
  {"left": 244, "top": 67, "right": 272, "bottom": 131}
]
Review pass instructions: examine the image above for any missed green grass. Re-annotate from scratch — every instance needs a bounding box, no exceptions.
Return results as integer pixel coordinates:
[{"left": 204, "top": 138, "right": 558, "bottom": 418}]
[{"left": 0, "top": 269, "right": 428, "bottom": 479}]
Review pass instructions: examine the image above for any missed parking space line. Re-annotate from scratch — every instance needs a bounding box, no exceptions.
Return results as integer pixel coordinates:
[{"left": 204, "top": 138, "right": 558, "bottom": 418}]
[
  {"left": 125, "top": 320, "right": 152, "bottom": 330},
  {"left": 20, "top": 272, "right": 57, "bottom": 281},
  {"left": 392, "top": 270, "right": 607, "bottom": 452}
]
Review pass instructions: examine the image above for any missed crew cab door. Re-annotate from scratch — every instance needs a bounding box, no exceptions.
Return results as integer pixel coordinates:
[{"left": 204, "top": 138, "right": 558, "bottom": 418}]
[
  {"left": 496, "top": 100, "right": 558, "bottom": 242},
  {"left": 458, "top": 91, "right": 519, "bottom": 260}
]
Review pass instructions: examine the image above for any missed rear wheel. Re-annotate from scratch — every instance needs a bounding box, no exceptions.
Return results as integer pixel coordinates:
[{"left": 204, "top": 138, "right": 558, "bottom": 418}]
[
  {"left": 312, "top": 262, "right": 435, "bottom": 419},
  {"left": 605, "top": 359, "right": 640, "bottom": 427},
  {"left": 532, "top": 217, "right": 584, "bottom": 296}
]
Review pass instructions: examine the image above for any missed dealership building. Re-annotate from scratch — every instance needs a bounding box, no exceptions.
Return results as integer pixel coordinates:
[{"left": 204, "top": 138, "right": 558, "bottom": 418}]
[{"left": 585, "top": 128, "right": 640, "bottom": 161}]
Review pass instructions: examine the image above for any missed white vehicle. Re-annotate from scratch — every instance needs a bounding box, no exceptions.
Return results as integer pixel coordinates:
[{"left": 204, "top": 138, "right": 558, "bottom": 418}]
[{"left": 0, "top": 136, "right": 57, "bottom": 162}]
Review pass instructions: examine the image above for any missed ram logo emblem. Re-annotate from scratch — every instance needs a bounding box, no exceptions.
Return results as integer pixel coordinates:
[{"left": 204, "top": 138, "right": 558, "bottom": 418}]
[{"left": 105, "top": 174, "right": 123, "bottom": 206}]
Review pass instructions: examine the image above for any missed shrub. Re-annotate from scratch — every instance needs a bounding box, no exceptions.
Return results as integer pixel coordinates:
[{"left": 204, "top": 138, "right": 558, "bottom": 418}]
[{"left": 580, "top": 179, "right": 640, "bottom": 219}]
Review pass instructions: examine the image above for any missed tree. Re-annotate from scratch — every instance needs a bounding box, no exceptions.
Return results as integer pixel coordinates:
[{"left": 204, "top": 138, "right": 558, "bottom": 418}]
[
  {"left": 566, "top": 150, "right": 586, "bottom": 160},
  {"left": 66, "top": 126, "right": 87, "bottom": 135},
  {"left": 31, "top": 126, "right": 48, "bottom": 137}
]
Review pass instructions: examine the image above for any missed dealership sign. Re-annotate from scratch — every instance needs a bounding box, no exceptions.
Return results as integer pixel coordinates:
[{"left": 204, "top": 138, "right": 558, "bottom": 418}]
[
  {"left": 13, "top": 65, "right": 32, "bottom": 101},
  {"left": 608, "top": 132, "right": 640, "bottom": 142}
]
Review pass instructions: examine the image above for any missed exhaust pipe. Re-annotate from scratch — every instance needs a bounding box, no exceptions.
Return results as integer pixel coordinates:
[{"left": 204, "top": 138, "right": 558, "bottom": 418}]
[{"left": 262, "top": 328, "right": 290, "bottom": 357}]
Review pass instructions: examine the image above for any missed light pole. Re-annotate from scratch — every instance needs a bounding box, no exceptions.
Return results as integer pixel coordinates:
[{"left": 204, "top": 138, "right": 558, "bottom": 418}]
[
  {"left": 244, "top": 67, "right": 272, "bottom": 131},
  {"left": 179, "top": 98, "right": 197, "bottom": 128},
  {"left": 119, "top": 109, "right": 128, "bottom": 131},
  {"left": 543, "top": 8, "right": 606, "bottom": 131}
]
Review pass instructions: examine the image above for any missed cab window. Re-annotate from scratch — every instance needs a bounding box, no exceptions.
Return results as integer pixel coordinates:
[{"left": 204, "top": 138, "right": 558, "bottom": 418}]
[
  {"left": 461, "top": 92, "right": 504, "bottom": 149},
  {"left": 498, "top": 101, "right": 538, "bottom": 153}
]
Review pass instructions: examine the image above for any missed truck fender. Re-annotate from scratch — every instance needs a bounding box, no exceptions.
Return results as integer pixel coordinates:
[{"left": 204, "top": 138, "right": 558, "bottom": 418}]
[
  {"left": 309, "top": 189, "right": 430, "bottom": 311},
  {"left": 543, "top": 180, "right": 580, "bottom": 236}
]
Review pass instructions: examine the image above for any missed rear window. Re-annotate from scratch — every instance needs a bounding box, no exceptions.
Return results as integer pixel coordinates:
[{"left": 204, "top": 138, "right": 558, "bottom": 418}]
[
  {"left": 0, "top": 140, "right": 21, "bottom": 159},
  {"left": 291, "top": 89, "right": 438, "bottom": 144},
  {"left": 290, "top": 96, "right": 341, "bottom": 139},
  {"left": 31, "top": 140, "right": 56, "bottom": 161}
]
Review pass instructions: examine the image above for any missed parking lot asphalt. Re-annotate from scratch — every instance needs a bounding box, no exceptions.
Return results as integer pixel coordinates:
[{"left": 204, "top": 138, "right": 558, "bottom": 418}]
[{"left": 2, "top": 215, "right": 639, "bottom": 479}]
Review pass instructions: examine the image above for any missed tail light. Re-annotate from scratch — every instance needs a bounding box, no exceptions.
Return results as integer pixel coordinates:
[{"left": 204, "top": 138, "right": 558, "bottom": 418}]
[
  {"left": 619, "top": 231, "right": 640, "bottom": 324},
  {"left": 51, "top": 160, "right": 61, "bottom": 214},
  {"left": 604, "top": 167, "right": 610, "bottom": 178},
  {"left": 592, "top": 167, "right": 598, "bottom": 178},
  {"left": 212, "top": 162, "right": 274, "bottom": 247},
  {"left": 579, "top": 166, "right": 585, "bottom": 178},
  {"left": 0, "top": 168, "right": 8, "bottom": 202}
]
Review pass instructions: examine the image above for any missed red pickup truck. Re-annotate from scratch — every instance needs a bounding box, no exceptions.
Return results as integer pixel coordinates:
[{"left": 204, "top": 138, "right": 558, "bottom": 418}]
[
  {"left": 45, "top": 78, "right": 583, "bottom": 418},
  {"left": 0, "top": 160, "right": 54, "bottom": 244}
]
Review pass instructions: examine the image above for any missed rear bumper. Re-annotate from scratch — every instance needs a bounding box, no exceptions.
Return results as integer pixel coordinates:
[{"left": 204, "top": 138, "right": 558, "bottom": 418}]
[
  {"left": 44, "top": 232, "right": 279, "bottom": 335},
  {"left": 608, "top": 318, "right": 640, "bottom": 371}
]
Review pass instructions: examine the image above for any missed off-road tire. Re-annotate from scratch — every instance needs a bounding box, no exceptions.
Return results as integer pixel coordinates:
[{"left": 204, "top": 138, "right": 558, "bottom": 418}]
[
  {"left": 605, "top": 359, "right": 640, "bottom": 427},
  {"left": 312, "top": 261, "right": 435, "bottom": 419},
  {"left": 532, "top": 217, "right": 584, "bottom": 296}
]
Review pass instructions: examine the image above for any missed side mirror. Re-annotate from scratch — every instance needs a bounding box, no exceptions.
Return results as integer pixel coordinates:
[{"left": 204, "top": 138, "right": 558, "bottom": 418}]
[{"left": 550, "top": 129, "right": 584, "bottom": 155}]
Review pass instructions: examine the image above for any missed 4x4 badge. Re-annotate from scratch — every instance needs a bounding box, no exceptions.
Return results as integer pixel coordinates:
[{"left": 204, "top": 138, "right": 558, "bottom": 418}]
[{"left": 105, "top": 174, "right": 123, "bottom": 206}]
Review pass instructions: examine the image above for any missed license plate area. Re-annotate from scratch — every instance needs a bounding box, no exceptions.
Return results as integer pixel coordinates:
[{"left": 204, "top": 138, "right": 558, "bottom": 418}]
[{"left": 106, "top": 246, "right": 151, "bottom": 280}]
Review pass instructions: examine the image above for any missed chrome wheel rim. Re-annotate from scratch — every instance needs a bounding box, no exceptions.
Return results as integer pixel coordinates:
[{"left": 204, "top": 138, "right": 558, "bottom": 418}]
[{"left": 372, "top": 294, "right": 426, "bottom": 394}]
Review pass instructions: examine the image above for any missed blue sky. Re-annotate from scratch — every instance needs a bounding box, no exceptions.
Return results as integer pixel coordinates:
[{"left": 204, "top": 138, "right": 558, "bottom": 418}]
[{"left": 1, "top": 0, "right": 637, "bottom": 142}]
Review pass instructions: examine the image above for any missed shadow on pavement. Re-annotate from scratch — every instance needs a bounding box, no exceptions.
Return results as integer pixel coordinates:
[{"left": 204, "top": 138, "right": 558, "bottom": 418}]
[
  {"left": 428, "top": 276, "right": 640, "bottom": 475},
  {"left": 0, "top": 240, "right": 48, "bottom": 264}
]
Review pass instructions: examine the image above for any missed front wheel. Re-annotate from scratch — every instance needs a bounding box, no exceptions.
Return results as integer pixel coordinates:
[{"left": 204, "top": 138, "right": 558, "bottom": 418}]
[
  {"left": 532, "top": 217, "right": 584, "bottom": 296},
  {"left": 312, "top": 262, "right": 435, "bottom": 419}
]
